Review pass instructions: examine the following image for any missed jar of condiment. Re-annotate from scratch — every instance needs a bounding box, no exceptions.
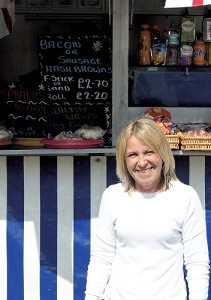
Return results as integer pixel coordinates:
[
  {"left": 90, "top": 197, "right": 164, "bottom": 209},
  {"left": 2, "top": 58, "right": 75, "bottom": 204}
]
[
  {"left": 166, "top": 47, "right": 178, "bottom": 66},
  {"left": 193, "top": 41, "right": 206, "bottom": 66},
  {"left": 179, "top": 43, "right": 193, "bottom": 66}
]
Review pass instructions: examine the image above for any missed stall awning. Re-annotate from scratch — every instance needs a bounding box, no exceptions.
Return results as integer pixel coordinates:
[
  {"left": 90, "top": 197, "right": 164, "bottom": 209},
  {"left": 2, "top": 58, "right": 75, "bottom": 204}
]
[{"left": 165, "top": 0, "right": 211, "bottom": 7}]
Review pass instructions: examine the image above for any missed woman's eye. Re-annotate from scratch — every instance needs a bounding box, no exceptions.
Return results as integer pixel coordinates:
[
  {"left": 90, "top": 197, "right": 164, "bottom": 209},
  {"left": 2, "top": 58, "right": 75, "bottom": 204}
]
[
  {"left": 127, "top": 153, "right": 137, "bottom": 158},
  {"left": 146, "top": 150, "right": 154, "bottom": 155}
]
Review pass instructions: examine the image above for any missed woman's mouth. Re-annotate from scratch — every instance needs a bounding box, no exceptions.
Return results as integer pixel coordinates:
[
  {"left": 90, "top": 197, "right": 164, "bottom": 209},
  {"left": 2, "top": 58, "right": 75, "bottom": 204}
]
[{"left": 136, "top": 167, "right": 153, "bottom": 173}]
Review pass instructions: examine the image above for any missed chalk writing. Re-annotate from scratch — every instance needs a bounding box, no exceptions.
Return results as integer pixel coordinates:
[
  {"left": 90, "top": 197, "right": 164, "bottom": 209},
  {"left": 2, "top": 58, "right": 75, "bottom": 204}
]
[
  {"left": 39, "top": 34, "right": 112, "bottom": 145},
  {"left": 7, "top": 89, "right": 45, "bottom": 101},
  {"left": 5, "top": 92, "right": 50, "bottom": 138}
]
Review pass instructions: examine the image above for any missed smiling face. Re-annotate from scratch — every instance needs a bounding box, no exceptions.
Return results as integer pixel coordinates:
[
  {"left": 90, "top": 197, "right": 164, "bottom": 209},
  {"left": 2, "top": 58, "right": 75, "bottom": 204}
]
[{"left": 125, "top": 135, "right": 163, "bottom": 193}]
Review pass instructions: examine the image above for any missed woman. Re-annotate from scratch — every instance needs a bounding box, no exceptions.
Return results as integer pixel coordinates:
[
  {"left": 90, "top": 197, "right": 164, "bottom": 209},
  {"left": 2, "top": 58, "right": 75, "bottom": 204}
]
[{"left": 85, "top": 116, "right": 210, "bottom": 300}]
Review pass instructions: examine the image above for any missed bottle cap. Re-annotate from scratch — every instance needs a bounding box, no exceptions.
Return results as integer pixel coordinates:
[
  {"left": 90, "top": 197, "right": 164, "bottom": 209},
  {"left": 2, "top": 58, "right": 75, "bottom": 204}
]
[
  {"left": 152, "top": 25, "right": 160, "bottom": 30},
  {"left": 141, "top": 24, "right": 150, "bottom": 30}
]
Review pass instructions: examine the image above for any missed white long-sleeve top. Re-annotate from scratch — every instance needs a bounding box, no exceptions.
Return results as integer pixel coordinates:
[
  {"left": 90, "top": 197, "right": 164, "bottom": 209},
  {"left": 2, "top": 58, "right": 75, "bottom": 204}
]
[{"left": 85, "top": 180, "right": 210, "bottom": 300}]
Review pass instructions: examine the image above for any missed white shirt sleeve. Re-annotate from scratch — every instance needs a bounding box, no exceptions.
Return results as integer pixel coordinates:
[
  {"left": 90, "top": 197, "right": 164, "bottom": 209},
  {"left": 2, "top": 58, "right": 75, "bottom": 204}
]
[
  {"left": 84, "top": 295, "right": 99, "bottom": 300},
  {"left": 85, "top": 188, "right": 116, "bottom": 299},
  {"left": 182, "top": 187, "right": 210, "bottom": 300}
]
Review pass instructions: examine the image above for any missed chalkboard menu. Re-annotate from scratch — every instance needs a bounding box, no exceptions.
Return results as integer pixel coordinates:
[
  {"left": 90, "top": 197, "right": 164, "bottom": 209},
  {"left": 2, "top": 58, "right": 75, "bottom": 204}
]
[
  {"left": 38, "top": 34, "right": 112, "bottom": 145},
  {"left": 3, "top": 89, "right": 49, "bottom": 137}
]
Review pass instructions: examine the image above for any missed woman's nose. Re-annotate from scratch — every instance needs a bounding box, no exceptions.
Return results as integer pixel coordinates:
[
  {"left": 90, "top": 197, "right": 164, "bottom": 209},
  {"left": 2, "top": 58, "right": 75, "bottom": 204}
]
[{"left": 137, "top": 155, "right": 147, "bottom": 167}]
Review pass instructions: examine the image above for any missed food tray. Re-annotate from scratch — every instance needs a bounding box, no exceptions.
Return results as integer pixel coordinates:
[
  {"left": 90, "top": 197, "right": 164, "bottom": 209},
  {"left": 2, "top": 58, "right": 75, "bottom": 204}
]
[
  {"left": 0, "top": 139, "right": 12, "bottom": 149},
  {"left": 41, "top": 139, "right": 104, "bottom": 149},
  {"left": 13, "top": 138, "right": 44, "bottom": 148},
  {"left": 180, "top": 134, "right": 211, "bottom": 151},
  {"left": 165, "top": 134, "right": 180, "bottom": 150}
]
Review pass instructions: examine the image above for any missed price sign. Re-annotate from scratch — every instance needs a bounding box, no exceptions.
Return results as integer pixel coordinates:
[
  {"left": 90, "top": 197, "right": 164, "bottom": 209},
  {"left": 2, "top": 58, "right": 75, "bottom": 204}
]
[{"left": 38, "top": 34, "right": 112, "bottom": 145}]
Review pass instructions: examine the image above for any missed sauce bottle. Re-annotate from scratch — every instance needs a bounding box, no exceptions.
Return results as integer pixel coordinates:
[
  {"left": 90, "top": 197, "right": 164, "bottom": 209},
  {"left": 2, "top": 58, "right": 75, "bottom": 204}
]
[
  {"left": 138, "top": 24, "right": 151, "bottom": 65},
  {"left": 151, "top": 25, "right": 167, "bottom": 66}
]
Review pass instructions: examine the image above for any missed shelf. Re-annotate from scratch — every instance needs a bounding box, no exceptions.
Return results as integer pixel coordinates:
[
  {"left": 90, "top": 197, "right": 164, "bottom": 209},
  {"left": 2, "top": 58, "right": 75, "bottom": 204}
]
[
  {"left": 129, "top": 66, "right": 211, "bottom": 72},
  {"left": 0, "top": 148, "right": 210, "bottom": 156}
]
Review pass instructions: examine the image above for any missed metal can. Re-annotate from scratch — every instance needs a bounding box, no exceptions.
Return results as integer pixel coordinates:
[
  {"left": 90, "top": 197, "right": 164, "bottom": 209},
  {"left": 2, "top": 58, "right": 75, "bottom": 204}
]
[{"left": 193, "top": 41, "right": 206, "bottom": 66}]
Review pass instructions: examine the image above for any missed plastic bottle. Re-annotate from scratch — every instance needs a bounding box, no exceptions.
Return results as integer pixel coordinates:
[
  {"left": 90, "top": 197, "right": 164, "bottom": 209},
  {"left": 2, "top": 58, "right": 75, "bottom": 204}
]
[
  {"left": 151, "top": 25, "right": 161, "bottom": 45},
  {"left": 162, "top": 25, "right": 169, "bottom": 42},
  {"left": 151, "top": 24, "right": 167, "bottom": 65},
  {"left": 166, "top": 22, "right": 180, "bottom": 66},
  {"left": 166, "top": 47, "right": 179, "bottom": 66},
  {"left": 138, "top": 24, "right": 151, "bottom": 65},
  {"left": 168, "top": 21, "right": 180, "bottom": 47},
  {"left": 193, "top": 40, "right": 206, "bottom": 66}
]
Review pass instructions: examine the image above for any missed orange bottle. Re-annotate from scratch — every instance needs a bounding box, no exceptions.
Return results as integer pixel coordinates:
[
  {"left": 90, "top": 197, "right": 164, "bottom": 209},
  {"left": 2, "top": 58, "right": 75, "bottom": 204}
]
[
  {"left": 193, "top": 41, "right": 206, "bottom": 66},
  {"left": 138, "top": 24, "right": 151, "bottom": 65}
]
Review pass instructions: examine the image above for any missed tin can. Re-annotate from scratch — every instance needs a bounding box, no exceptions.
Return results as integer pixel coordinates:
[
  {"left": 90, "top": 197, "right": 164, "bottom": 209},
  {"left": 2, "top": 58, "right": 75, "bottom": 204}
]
[{"left": 193, "top": 41, "right": 206, "bottom": 66}]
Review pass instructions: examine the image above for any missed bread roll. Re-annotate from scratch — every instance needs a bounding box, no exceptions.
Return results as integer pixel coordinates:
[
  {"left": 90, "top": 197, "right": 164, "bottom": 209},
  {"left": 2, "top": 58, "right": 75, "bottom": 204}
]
[{"left": 74, "top": 125, "right": 106, "bottom": 140}]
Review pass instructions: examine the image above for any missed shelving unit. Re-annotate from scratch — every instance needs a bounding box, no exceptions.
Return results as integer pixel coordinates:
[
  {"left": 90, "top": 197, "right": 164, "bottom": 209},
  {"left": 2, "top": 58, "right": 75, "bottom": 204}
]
[{"left": 111, "top": 0, "right": 211, "bottom": 154}]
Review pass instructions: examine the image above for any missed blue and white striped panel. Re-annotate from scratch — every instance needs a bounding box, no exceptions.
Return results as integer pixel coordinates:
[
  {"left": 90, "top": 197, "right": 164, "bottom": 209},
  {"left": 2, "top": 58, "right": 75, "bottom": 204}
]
[{"left": 0, "top": 155, "right": 210, "bottom": 300}]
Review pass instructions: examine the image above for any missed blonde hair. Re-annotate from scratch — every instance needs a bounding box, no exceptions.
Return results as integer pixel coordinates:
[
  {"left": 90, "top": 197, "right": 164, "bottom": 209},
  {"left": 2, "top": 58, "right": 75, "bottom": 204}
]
[{"left": 116, "top": 116, "right": 178, "bottom": 193}]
